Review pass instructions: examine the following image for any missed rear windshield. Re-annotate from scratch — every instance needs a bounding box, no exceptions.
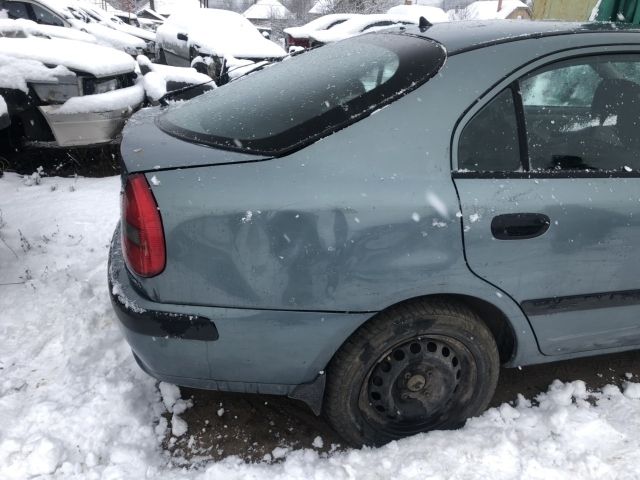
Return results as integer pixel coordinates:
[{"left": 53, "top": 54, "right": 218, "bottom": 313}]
[{"left": 158, "top": 33, "right": 446, "bottom": 156}]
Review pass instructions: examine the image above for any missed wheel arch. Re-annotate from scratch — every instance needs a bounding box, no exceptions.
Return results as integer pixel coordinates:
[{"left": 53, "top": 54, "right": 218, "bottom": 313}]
[
  {"left": 339, "top": 293, "right": 517, "bottom": 368},
  {"left": 292, "top": 293, "right": 521, "bottom": 415}
]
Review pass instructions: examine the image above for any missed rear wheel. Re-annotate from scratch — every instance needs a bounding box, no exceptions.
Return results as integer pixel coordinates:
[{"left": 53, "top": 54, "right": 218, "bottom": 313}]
[{"left": 324, "top": 299, "right": 499, "bottom": 446}]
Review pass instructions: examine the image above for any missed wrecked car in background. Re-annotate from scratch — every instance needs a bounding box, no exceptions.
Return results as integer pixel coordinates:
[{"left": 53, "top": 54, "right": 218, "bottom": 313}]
[
  {"left": 0, "top": 16, "right": 213, "bottom": 159},
  {"left": 0, "top": 0, "right": 148, "bottom": 55},
  {"left": 308, "top": 13, "right": 420, "bottom": 46},
  {"left": 0, "top": 20, "right": 142, "bottom": 149},
  {"left": 155, "top": 8, "right": 286, "bottom": 84},
  {"left": 283, "top": 13, "right": 361, "bottom": 50}
]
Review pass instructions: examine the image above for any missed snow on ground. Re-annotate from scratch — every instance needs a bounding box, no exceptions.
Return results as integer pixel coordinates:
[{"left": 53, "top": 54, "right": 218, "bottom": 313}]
[{"left": 1, "top": 172, "right": 640, "bottom": 479}]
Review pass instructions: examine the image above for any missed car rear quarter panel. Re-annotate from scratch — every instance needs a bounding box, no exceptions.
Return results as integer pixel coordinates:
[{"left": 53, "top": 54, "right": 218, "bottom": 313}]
[
  {"left": 135, "top": 33, "right": 640, "bottom": 367},
  {"left": 144, "top": 83, "right": 467, "bottom": 311}
]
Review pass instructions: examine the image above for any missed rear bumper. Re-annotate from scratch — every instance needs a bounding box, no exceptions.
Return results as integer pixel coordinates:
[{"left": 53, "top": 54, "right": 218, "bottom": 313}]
[{"left": 108, "top": 225, "right": 370, "bottom": 405}]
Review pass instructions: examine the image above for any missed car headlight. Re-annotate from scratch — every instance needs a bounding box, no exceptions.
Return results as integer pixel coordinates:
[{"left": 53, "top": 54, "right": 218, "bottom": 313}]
[
  {"left": 83, "top": 77, "right": 118, "bottom": 95},
  {"left": 31, "top": 74, "right": 80, "bottom": 103}
]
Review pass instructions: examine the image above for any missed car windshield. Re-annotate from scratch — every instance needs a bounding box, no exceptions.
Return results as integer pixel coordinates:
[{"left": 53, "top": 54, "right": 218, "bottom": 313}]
[{"left": 158, "top": 33, "right": 445, "bottom": 155}]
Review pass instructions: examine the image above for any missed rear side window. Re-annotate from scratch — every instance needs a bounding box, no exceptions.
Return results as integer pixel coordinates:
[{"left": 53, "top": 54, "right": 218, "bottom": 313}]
[
  {"left": 158, "top": 34, "right": 446, "bottom": 156},
  {"left": 458, "top": 89, "right": 521, "bottom": 172},
  {"left": 4, "top": 2, "right": 30, "bottom": 20},
  {"left": 31, "top": 3, "right": 64, "bottom": 26}
]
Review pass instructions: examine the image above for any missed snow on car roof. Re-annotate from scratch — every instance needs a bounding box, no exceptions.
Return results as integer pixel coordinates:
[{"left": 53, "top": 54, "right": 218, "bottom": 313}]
[
  {"left": 283, "top": 13, "right": 362, "bottom": 38},
  {"left": 386, "top": 5, "right": 449, "bottom": 23},
  {"left": 243, "top": 0, "right": 292, "bottom": 20},
  {"left": 0, "top": 36, "right": 135, "bottom": 76},
  {"left": 310, "top": 14, "right": 418, "bottom": 43},
  {"left": 0, "top": 18, "right": 96, "bottom": 43},
  {"left": 159, "top": 8, "right": 286, "bottom": 59}
]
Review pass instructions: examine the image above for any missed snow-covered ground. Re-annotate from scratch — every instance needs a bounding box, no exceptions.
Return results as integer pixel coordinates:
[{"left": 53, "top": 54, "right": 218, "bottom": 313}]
[{"left": 1, "top": 172, "right": 640, "bottom": 479}]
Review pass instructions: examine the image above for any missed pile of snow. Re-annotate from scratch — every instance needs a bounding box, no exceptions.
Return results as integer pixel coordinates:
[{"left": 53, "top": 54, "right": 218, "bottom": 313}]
[
  {"left": 310, "top": 14, "right": 418, "bottom": 44},
  {"left": 139, "top": 54, "right": 211, "bottom": 85},
  {"left": 459, "top": 0, "right": 530, "bottom": 20},
  {"left": 387, "top": 5, "right": 450, "bottom": 23},
  {"left": 1, "top": 172, "right": 640, "bottom": 479},
  {"left": 56, "top": 84, "right": 144, "bottom": 114},
  {"left": 34, "top": 0, "right": 146, "bottom": 54},
  {"left": 137, "top": 55, "right": 213, "bottom": 101},
  {"left": 0, "top": 36, "right": 135, "bottom": 77},
  {"left": 0, "top": 53, "right": 72, "bottom": 92},
  {"left": 157, "top": 8, "right": 286, "bottom": 60},
  {"left": 283, "top": 14, "right": 361, "bottom": 39},
  {"left": 0, "top": 95, "right": 7, "bottom": 116},
  {"left": 243, "top": 0, "right": 292, "bottom": 20},
  {"left": 0, "top": 18, "right": 97, "bottom": 43},
  {"left": 76, "top": 3, "right": 156, "bottom": 43}
]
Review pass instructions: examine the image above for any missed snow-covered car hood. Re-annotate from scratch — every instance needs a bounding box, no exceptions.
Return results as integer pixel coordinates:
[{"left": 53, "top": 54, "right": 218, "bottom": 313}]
[
  {"left": 310, "top": 14, "right": 418, "bottom": 44},
  {"left": 190, "top": 30, "right": 286, "bottom": 59},
  {"left": 157, "top": 9, "right": 286, "bottom": 60},
  {"left": 0, "top": 36, "right": 136, "bottom": 77},
  {"left": 110, "top": 21, "right": 156, "bottom": 42},
  {"left": 283, "top": 13, "right": 362, "bottom": 39},
  {"left": 69, "top": 19, "right": 145, "bottom": 51},
  {"left": 0, "top": 18, "right": 97, "bottom": 44}
]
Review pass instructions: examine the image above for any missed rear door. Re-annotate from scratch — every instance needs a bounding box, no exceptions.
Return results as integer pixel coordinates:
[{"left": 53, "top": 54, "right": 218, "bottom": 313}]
[{"left": 453, "top": 48, "right": 640, "bottom": 356}]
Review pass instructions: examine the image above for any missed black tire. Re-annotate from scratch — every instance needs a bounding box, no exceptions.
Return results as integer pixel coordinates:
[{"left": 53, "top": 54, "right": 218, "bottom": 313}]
[{"left": 324, "top": 299, "right": 499, "bottom": 447}]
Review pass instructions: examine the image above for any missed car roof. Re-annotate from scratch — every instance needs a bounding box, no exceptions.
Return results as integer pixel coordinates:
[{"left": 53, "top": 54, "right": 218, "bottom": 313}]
[{"left": 391, "top": 20, "right": 640, "bottom": 54}]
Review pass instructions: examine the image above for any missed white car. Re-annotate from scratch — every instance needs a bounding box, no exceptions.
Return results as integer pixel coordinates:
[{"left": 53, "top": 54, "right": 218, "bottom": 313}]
[
  {"left": 78, "top": 4, "right": 156, "bottom": 48},
  {"left": 308, "top": 14, "right": 420, "bottom": 46},
  {"left": 156, "top": 8, "right": 286, "bottom": 84},
  {"left": 283, "top": 13, "right": 361, "bottom": 50},
  {"left": 0, "top": 0, "right": 147, "bottom": 55}
]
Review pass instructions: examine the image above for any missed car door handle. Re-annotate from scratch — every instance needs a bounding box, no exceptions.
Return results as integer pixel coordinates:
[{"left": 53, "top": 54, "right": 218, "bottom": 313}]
[{"left": 491, "top": 213, "right": 550, "bottom": 240}]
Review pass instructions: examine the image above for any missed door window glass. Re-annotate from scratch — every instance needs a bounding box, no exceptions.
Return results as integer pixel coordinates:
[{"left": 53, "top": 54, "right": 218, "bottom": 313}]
[
  {"left": 4, "top": 1, "right": 30, "bottom": 20},
  {"left": 520, "top": 55, "right": 640, "bottom": 171},
  {"left": 458, "top": 89, "right": 521, "bottom": 172},
  {"left": 31, "top": 3, "right": 64, "bottom": 26}
]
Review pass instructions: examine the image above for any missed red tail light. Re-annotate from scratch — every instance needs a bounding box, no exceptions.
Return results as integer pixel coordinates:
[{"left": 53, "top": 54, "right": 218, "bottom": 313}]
[{"left": 121, "top": 174, "right": 166, "bottom": 277}]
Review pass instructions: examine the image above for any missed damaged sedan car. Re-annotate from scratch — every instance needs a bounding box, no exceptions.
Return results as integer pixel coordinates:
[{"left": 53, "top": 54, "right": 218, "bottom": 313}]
[
  {"left": 0, "top": 20, "right": 143, "bottom": 150},
  {"left": 110, "top": 21, "right": 640, "bottom": 447}
]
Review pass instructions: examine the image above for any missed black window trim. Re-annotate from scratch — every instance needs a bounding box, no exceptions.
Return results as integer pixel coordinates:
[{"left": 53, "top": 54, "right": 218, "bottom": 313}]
[{"left": 451, "top": 44, "right": 640, "bottom": 179}]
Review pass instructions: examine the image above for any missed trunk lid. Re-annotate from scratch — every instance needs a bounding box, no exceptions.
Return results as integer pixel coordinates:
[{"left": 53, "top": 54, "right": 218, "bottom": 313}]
[{"left": 120, "top": 106, "right": 271, "bottom": 173}]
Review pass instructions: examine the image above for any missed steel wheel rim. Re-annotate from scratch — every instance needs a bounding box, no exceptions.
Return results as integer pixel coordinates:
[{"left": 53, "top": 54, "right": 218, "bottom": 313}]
[{"left": 359, "top": 334, "right": 472, "bottom": 437}]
